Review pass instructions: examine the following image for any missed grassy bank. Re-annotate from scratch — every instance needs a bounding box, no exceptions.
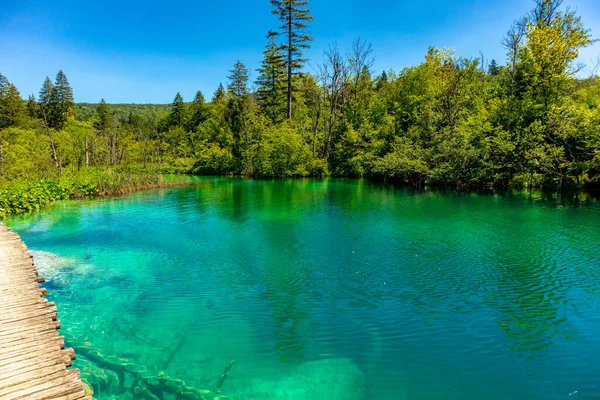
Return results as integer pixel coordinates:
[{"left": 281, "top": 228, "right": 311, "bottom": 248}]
[{"left": 0, "top": 167, "right": 192, "bottom": 218}]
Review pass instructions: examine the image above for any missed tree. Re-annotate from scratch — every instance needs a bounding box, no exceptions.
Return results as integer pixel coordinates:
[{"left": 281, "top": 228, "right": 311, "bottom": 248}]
[
  {"left": 0, "top": 74, "right": 27, "bottom": 129},
  {"left": 54, "top": 70, "right": 74, "bottom": 127},
  {"left": 169, "top": 92, "right": 186, "bottom": 127},
  {"left": 519, "top": 0, "right": 592, "bottom": 119},
  {"left": 488, "top": 59, "right": 500, "bottom": 75},
  {"left": 375, "top": 70, "right": 388, "bottom": 90},
  {"left": 227, "top": 61, "right": 250, "bottom": 172},
  {"left": 26, "top": 95, "right": 37, "bottom": 119},
  {"left": 255, "top": 36, "right": 287, "bottom": 122},
  {"left": 39, "top": 77, "right": 57, "bottom": 126},
  {"left": 227, "top": 61, "right": 249, "bottom": 98},
  {"left": 38, "top": 71, "right": 74, "bottom": 130},
  {"left": 269, "top": 0, "right": 313, "bottom": 119},
  {"left": 318, "top": 44, "right": 348, "bottom": 159},
  {"left": 95, "top": 99, "right": 121, "bottom": 166},
  {"left": 212, "top": 83, "right": 226, "bottom": 103},
  {"left": 187, "top": 90, "right": 210, "bottom": 131}
]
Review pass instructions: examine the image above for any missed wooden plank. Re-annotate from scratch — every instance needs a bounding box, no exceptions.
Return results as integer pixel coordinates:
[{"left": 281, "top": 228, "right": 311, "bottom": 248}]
[
  {"left": 0, "top": 329, "right": 60, "bottom": 348},
  {"left": 0, "top": 318, "right": 61, "bottom": 338},
  {"left": 0, "top": 369, "right": 80, "bottom": 399},
  {"left": 0, "top": 335, "right": 64, "bottom": 356},
  {"left": 0, "top": 223, "right": 86, "bottom": 400},
  {"left": 0, "top": 354, "right": 72, "bottom": 375}
]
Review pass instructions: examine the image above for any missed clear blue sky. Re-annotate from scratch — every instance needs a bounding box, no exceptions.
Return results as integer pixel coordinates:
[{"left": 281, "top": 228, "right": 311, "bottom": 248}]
[{"left": 1, "top": 0, "right": 599, "bottom": 103}]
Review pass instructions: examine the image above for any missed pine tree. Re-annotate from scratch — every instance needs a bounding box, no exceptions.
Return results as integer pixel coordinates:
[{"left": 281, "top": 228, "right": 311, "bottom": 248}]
[
  {"left": 169, "top": 92, "right": 186, "bottom": 127},
  {"left": 269, "top": 0, "right": 313, "bottom": 119},
  {"left": 26, "top": 95, "right": 37, "bottom": 119},
  {"left": 54, "top": 70, "right": 75, "bottom": 129},
  {"left": 227, "top": 61, "right": 249, "bottom": 98},
  {"left": 255, "top": 36, "right": 287, "bottom": 122},
  {"left": 38, "top": 76, "right": 59, "bottom": 128},
  {"left": 187, "top": 90, "right": 209, "bottom": 131},
  {"left": 38, "top": 71, "right": 74, "bottom": 129},
  {"left": 488, "top": 59, "right": 500, "bottom": 75},
  {"left": 212, "top": 83, "right": 226, "bottom": 103},
  {"left": 54, "top": 70, "right": 74, "bottom": 123},
  {"left": 0, "top": 74, "right": 27, "bottom": 129},
  {"left": 96, "top": 99, "right": 113, "bottom": 132},
  {"left": 227, "top": 61, "right": 250, "bottom": 172},
  {"left": 375, "top": 70, "right": 388, "bottom": 90}
]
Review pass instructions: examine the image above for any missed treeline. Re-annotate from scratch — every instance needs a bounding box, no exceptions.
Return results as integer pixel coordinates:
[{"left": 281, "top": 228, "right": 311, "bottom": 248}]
[
  {"left": 1, "top": 0, "right": 599, "bottom": 189},
  {"left": 75, "top": 103, "right": 171, "bottom": 126}
]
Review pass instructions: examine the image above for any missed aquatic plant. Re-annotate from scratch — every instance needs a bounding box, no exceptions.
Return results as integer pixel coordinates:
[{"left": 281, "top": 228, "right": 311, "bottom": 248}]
[{"left": 0, "top": 168, "right": 190, "bottom": 218}]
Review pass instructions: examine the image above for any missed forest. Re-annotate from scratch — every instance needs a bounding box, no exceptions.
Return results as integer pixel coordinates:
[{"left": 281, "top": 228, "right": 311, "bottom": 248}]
[{"left": 0, "top": 0, "right": 599, "bottom": 209}]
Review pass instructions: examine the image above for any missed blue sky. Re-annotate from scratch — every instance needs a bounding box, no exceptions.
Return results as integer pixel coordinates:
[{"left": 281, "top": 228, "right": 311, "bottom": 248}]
[{"left": 1, "top": 0, "right": 599, "bottom": 103}]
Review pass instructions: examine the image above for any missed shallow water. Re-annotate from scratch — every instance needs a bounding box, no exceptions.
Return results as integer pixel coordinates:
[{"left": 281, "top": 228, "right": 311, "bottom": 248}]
[{"left": 6, "top": 178, "right": 600, "bottom": 399}]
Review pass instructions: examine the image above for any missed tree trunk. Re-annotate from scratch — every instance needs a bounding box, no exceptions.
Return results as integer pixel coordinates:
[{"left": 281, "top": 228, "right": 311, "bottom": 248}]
[
  {"left": 287, "top": 4, "right": 293, "bottom": 120},
  {"left": 0, "top": 142, "right": 4, "bottom": 178},
  {"left": 312, "top": 106, "right": 321, "bottom": 156},
  {"left": 85, "top": 135, "right": 89, "bottom": 167}
]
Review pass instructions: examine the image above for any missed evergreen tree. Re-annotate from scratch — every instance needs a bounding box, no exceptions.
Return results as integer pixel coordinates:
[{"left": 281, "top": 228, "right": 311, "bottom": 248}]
[
  {"left": 26, "top": 95, "right": 37, "bottom": 119},
  {"left": 187, "top": 90, "right": 210, "bottom": 131},
  {"left": 212, "top": 83, "right": 226, "bottom": 103},
  {"left": 227, "top": 61, "right": 250, "bottom": 172},
  {"left": 54, "top": 70, "right": 74, "bottom": 126},
  {"left": 37, "top": 71, "right": 74, "bottom": 129},
  {"left": 169, "top": 92, "right": 186, "bottom": 127},
  {"left": 227, "top": 61, "right": 249, "bottom": 98},
  {"left": 255, "top": 36, "right": 287, "bottom": 122},
  {"left": 488, "top": 59, "right": 500, "bottom": 75},
  {"left": 375, "top": 70, "right": 388, "bottom": 90},
  {"left": 96, "top": 99, "right": 113, "bottom": 132},
  {"left": 269, "top": 0, "right": 313, "bottom": 119},
  {"left": 0, "top": 74, "right": 27, "bottom": 129},
  {"left": 38, "top": 76, "right": 59, "bottom": 128}
]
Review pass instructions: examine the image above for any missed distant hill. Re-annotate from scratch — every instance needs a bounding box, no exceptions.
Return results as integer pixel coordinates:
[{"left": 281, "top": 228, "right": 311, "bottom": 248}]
[{"left": 75, "top": 103, "right": 171, "bottom": 124}]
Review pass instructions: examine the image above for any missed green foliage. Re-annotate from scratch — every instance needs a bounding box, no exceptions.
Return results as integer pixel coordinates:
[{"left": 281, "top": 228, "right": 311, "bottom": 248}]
[
  {"left": 228, "top": 61, "right": 249, "bottom": 98},
  {"left": 0, "top": 0, "right": 598, "bottom": 192},
  {"left": 190, "top": 142, "right": 234, "bottom": 174},
  {"left": 0, "top": 169, "right": 168, "bottom": 218},
  {"left": 75, "top": 103, "right": 171, "bottom": 124},
  {"left": 256, "top": 36, "right": 287, "bottom": 122},
  {"left": 251, "top": 123, "right": 313, "bottom": 177},
  {"left": 0, "top": 74, "right": 27, "bottom": 129},
  {"left": 38, "top": 71, "right": 74, "bottom": 129}
]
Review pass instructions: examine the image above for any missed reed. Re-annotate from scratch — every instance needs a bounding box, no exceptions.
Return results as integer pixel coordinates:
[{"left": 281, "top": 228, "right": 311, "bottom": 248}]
[{"left": 0, "top": 167, "right": 191, "bottom": 218}]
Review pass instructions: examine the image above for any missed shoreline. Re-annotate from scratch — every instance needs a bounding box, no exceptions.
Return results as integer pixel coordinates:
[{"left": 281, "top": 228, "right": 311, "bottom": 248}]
[{"left": 3, "top": 174, "right": 599, "bottom": 221}]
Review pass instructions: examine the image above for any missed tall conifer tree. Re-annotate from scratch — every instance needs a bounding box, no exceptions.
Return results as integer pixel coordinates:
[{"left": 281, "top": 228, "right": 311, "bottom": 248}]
[
  {"left": 0, "top": 74, "right": 27, "bottom": 129},
  {"left": 256, "top": 37, "right": 287, "bottom": 122},
  {"left": 269, "top": 0, "right": 313, "bottom": 119}
]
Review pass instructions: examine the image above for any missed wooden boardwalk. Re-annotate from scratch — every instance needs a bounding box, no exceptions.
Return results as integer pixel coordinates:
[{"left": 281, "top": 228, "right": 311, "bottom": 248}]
[{"left": 0, "top": 223, "right": 91, "bottom": 400}]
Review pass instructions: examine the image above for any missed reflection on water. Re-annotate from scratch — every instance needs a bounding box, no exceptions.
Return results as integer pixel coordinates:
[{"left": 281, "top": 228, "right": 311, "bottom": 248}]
[{"left": 6, "top": 178, "right": 600, "bottom": 400}]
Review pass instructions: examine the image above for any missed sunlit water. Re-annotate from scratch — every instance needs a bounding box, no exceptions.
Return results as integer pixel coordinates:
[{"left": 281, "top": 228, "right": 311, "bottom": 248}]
[{"left": 6, "top": 178, "right": 600, "bottom": 400}]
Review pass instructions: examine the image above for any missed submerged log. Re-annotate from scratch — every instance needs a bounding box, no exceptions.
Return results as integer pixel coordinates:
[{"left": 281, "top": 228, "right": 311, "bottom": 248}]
[
  {"left": 214, "top": 360, "right": 236, "bottom": 393},
  {"left": 69, "top": 339, "right": 233, "bottom": 400}
]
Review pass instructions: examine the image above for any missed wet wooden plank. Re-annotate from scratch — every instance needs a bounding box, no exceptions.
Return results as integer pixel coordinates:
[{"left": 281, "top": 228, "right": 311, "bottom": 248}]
[{"left": 0, "top": 223, "right": 88, "bottom": 400}]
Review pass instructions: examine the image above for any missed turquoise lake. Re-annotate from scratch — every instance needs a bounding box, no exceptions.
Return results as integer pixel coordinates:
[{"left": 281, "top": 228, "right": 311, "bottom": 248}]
[{"left": 6, "top": 178, "right": 600, "bottom": 399}]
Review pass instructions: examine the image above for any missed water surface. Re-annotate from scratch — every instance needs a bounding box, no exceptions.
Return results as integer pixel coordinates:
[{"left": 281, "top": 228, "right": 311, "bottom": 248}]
[{"left": 6, "top": 178, "right": 600, "bottom": 399}]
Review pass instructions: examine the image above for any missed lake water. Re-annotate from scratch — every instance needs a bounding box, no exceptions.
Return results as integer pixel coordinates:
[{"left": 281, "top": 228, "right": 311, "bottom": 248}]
[{"left": 6, "top": 178, "right": 600, "bottom": 400}]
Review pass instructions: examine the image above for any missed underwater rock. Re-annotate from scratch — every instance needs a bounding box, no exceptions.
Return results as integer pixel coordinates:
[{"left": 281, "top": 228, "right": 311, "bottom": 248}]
[
  {"left": 31, "top": 250, "right": 77, "bottom": 287},
  {"left": 231, "top": 358, "right": 364, "bottom": 400},
  {"left": 287, "top": 358, "right": 364, "bottom": 400}
]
